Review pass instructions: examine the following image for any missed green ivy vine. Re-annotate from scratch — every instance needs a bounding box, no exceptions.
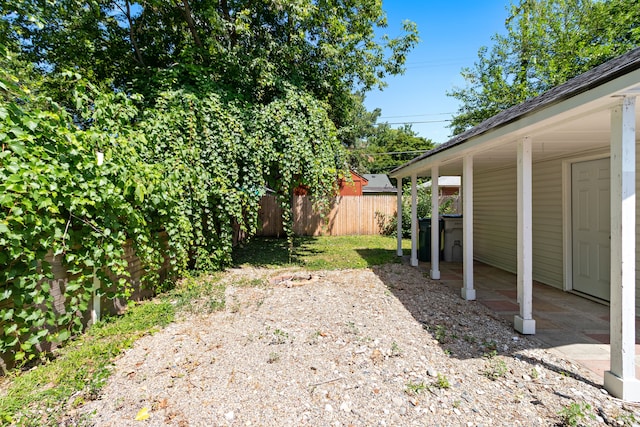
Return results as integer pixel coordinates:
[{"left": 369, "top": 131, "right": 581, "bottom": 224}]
[{"left": 0, "top": 65, "right": 346, "bottom": 365}]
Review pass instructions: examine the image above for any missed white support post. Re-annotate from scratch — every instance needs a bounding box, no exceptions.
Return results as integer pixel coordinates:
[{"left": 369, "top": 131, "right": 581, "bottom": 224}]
[
  {"left": 515, "top": 137, "right": 535, "bottom": 334},
  {"left": 431, "top": 165, "right": 441, "bottom": 280},
  {"left": 91, "top": 151, "right": 104, "bottom": 325},
  {"left": 462, "top": 155, "right": 475, "bottom": 300},
  {"left": 410, "top": 174, "right": 419, "bottom": 266},
  {"left": 604, "top": 96, "right": 640, "bottom": 401},
  {"left": 396, "top": 177, "right": 404, "bottom": 257}
]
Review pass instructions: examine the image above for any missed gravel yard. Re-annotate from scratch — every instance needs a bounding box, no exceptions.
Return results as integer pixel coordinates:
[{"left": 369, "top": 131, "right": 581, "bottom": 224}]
[{"left": 73, "top": 263, "right": 640, "bottom": 426}]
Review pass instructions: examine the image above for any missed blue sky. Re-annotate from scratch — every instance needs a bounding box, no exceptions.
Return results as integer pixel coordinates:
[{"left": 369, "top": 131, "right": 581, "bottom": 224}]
[{"left": 363, "top": 1, "right": 512, "bottom": 144}]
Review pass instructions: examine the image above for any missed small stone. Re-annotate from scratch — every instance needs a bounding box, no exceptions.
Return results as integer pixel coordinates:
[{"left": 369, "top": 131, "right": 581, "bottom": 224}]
[
  {"left": 325, "top": 404, "right": 333, "bottom": 413},
  {"left": 392, "top": 397, "right": 404, "bottom": 407},
  {"left": 476, "top": 390, "right": 485, "bottom": 395},
  {"left": 522, "top": 374, "right": 532, "bottom": 381},
  {"left": 427, "top": 368, "right": 437, "bottom": 377},
  {"left": 453, "top": 408, "right": 462, "bottom": 416},
  {"left": 371, "top": 349, "right": 384, "bottom": 365},
  {"left": 399, "top": 406, "right": 407, "bottom": 415},
  {"left": 339, "top": 402, "right": 350, "bottom": 412},
  {"left": 225, "top": 411, "right": 235, "bottom": 421}
]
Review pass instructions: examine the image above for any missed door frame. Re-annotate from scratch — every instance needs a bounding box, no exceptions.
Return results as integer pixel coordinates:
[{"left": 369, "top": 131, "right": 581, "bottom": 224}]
[{"left": 562, "top": 151, "right": 610, "bottom": 293}]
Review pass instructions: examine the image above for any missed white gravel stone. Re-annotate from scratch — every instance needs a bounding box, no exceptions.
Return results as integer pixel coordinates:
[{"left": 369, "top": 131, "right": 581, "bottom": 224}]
[{"left": 70, "top": 264, "right": 639, "bottom": 427}]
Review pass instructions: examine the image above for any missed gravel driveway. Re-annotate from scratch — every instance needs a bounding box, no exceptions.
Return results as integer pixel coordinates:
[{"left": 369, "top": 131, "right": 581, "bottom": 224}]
[{"left": 74, "top": 263, "right": 639, "bottom": 426}]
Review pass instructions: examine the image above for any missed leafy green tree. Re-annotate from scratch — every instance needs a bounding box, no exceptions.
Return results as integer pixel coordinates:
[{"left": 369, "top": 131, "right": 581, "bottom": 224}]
[
  {"left": 448, "top": 0, "right": 640, "bottom": 135},
  {"left": 365, "top": 124, "right": 435, "bottom": 174},
  {"left": 2, "top": 0, "right": 418, "bottom": 119}
]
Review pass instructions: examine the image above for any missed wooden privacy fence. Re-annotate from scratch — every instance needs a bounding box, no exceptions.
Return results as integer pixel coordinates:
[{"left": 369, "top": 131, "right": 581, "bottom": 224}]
[{"left": 257, "top": 195, "right": 397, "bottom": 236}]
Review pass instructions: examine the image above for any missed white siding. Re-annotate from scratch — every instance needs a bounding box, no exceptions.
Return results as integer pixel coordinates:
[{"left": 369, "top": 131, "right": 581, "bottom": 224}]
[
  {"left": 532, "top": 159, "right": 564, "bottom": 289},
  {"left": 474, "top": 167, "right": 517, "bottom": 273},
  {"left": 474, "top": 160, "right": 564, "bottom": 289}
]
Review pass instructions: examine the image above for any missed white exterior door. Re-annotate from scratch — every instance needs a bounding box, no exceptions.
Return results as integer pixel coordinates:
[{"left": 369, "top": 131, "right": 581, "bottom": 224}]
[{"left": 571, "top": 158, "right": 611, "bottom": 300}]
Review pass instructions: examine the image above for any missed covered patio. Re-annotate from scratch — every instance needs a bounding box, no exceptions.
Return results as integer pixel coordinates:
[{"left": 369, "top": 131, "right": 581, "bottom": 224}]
[
  {"left": 423, "top": 260, "right": 640, "bottom": 380},
  {"left": 390, "top": 47, "right": 640, "bottom": 400}
]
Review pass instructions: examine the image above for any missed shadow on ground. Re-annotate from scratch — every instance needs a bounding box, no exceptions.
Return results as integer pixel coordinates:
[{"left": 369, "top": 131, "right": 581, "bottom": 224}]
[{"left": 365, "top": 256, "right": 604, "bottom": 390}]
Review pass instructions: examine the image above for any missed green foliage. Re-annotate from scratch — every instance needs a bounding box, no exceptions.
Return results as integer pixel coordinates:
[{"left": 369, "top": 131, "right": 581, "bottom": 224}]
[
  {"left": 0, "top": 67, "right": 187, "bottom": 365},
  {"left": 448, "top": 0, "right": 640, "bottom": 135},
  {"left": 0, "top": 0, "right": 416, "bottom": 366},
  {"left": 483, "top": 351, "right": 508, "bottom": 380},
  {"left": 364, "top": 124, "right": 435, "bottom": 174},
  {"left": 557, "top": 402, "right": 595, "bottom": 426},
  {"left": 378, "top": 184, "right": 457, "bottom": 237},
  {"left": 0, "top": 300, "right": 174, "bottom": 426}
]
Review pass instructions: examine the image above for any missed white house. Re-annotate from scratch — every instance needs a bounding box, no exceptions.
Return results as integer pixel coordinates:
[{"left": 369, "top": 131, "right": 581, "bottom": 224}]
[{"left": 390, "top": 47, "right": 640, "bottom": 401}]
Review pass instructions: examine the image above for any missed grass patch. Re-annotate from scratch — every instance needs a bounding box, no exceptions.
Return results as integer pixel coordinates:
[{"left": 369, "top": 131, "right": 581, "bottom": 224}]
[
  {"left": 0, "top": 301, "right": 174, "bottom": 426},
  {"left": 233, "top": 235, "right": 410, "bottom": 270}
]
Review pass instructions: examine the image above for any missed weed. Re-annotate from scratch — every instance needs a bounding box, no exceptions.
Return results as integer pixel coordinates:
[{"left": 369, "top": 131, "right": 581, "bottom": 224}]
[
  {"left": 482, "top": 339, "right": 498, "bottom": 351},
  {"left": 531, "top": 367, "right": 540, "bottom": 379},
  {"left": 307, "top": 330, "right": 321, "bottom": 345},
  {"left": 344, "top": 321, "right": 359, "bottom": 335},
  {"left": 405, "top": 380, "right": 428, "bottom": 396},
  {"left": 615, "top": 411, "right": 638, "bottom": 426},
  {"left": 483, "top": 352, "right": 508, "bottom": 380},
  {"left": 435, "top": 325, "right": 448, "bottom": 343},
  {"left": 463, "top": 334, "right": 476, "bottom": 344},
  {"left": 390, "top": 342, "right": 402, "bottom": 357},
  {"left": 453, "top": 400, "right": 461, "bottom": 409},
  {"left": 434, "top": 373, "right": 450, "bottom": 389},
  {"left": 557, "top": 402, "right": 595, "bottom": 426},
  {"left": 271, "top": 328, "right": 290, "bottom": 345},
  {"left": 267, "top": 352, "right": 280, "bottom": 364}
]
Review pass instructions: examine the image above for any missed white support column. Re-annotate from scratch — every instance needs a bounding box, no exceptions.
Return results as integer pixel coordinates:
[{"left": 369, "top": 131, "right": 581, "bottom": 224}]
[
  {"left": 396, "top": 177, "right": 404, "bottom": 257},
  {"left": 431, "top": 165, "right": 441, "bottom": 280},
  {"left": 604, "top": 96, "right": 640, "bottom": 401},
  {"left": 91, "top": 151, "right": 104, "bottom": 325},
  {"left": 462, "top": 155, "right": 475, "bottom": 300},
  {"left": 410, "top": 174, "right": 419, "bottom": 266},
  {"left": 515, "top": 137, "right": 535, "bottom": 334}
]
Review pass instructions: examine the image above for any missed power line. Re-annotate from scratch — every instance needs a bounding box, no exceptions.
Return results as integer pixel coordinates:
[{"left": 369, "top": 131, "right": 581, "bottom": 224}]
[
  {"left": 383, "top": 119, "right": 452, "bottom": 125},
  {"left": 348, "top": 149, "right": 430, "bottom": 156},
  {"left": 379, "top": 112, "right": 455, "bottom": 119}
]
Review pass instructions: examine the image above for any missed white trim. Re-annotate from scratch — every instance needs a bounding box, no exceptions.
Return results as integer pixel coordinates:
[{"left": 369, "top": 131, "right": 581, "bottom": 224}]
[
  {"left": 411, "top": 174, "right": 418, "bottom": 267},
  {"left": 515, "top": 137, "right": 536, "bottom": 334},
  {"left": 561, "top": 151, "right": 611, "bottom": 292},
  {"left": 605, "top": 96, "right": 640, "bottom": 401},
  {"left": 462, "top": 155, "right": 475, "bottom": 300}
]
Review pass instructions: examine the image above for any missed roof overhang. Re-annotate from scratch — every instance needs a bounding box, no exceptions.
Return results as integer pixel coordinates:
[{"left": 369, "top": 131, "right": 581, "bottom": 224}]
[{"left": 390, "top": 48, "right": 640, "bottom": 179}]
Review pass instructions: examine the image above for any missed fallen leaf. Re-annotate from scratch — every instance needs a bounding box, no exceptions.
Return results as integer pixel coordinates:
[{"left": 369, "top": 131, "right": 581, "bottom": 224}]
[{"left": 135, "top": 407, "right": 150, "bottom": 421}]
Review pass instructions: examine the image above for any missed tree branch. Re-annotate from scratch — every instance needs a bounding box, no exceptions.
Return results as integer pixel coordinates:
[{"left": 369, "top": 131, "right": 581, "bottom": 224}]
[
  {"left": 116, "top": 0, "right": 145, "bottom": 66},
  {"left": 177, "top": 0, "right": 203, "bottom": 48}
]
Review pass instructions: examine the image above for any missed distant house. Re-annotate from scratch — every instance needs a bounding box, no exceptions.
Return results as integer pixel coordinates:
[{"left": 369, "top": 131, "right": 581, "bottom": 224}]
[
  {"left": 361, "top": 174, "right": 398, "bottom": 195},
  {"left": 420, "top": 176, "right": 460, "bottom": 196},
  {"left": 338, "top": 170, "right": 368, "bottom": 196}
]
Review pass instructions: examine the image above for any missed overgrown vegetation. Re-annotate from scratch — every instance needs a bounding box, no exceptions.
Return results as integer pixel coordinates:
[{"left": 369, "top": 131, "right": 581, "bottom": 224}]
[
  {"left": 0, "top": 0, "right": 418, "bottom": 365},
  {"left": 377, "top": 184, "right": 457, "bottom": 237}
]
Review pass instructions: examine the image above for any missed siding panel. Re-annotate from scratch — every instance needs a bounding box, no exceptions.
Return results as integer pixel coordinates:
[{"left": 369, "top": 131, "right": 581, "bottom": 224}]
[{"left": 474, "top": 159, "right": 564, "bottom": 289}]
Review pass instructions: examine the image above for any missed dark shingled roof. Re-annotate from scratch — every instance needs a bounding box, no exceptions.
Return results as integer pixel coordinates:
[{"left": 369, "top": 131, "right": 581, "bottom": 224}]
[{"left": 392, "top": 46, "right": 640, "bottom": 175}]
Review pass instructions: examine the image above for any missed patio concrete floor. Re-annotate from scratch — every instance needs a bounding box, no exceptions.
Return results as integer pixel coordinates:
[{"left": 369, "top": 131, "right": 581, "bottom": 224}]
[{"left": 415, "top": 260, "right": 640, "bottom": 382}]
